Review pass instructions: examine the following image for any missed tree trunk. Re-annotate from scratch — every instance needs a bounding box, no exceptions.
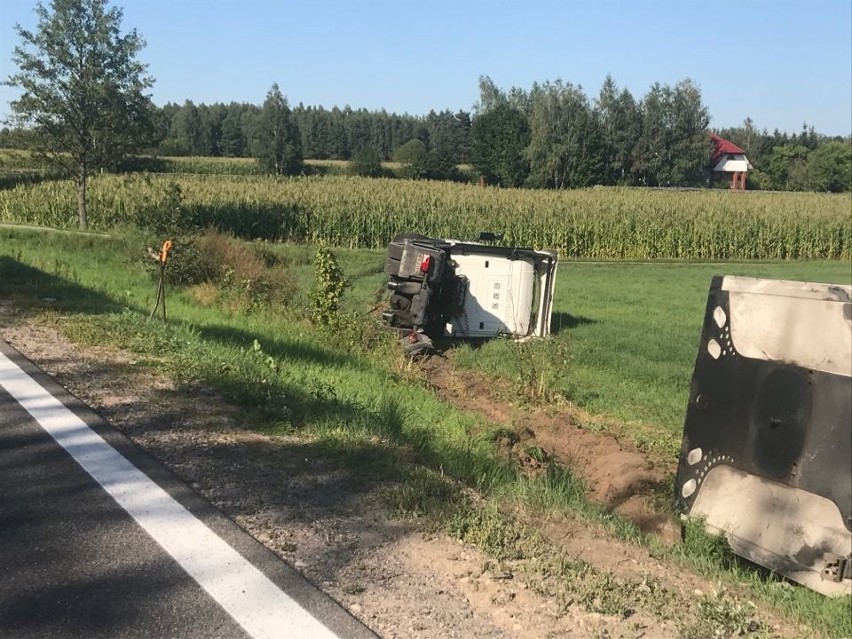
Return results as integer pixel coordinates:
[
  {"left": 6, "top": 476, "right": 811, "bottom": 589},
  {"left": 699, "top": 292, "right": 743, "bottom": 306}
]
[{"left": 76, "top": 171, "right": 88, "bottom": 230}]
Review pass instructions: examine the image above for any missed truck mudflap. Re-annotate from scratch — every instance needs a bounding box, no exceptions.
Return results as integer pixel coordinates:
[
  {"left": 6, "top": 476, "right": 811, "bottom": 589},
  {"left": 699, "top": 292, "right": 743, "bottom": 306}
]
[{"left": 675, "top": 276, "right": 852, "bottom": 596}]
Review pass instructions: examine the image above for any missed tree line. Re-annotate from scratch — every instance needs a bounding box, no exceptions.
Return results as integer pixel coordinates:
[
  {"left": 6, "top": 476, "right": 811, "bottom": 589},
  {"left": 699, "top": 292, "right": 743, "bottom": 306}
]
[
  {"left": 153, "top": 99, "right": 471, "bottom": 168},
  {"left": 467, "top": 76, "right": 850, "bottom": 192},
  {"left": 5, "top": 72, "right": 848, "bottom": 192},
  {"left": 103, "top": 74, "right": 852, "bottom": 193}
]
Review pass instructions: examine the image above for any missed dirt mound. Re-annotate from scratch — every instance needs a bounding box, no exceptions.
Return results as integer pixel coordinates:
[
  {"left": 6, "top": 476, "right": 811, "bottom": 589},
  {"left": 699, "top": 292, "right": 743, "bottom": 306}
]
[{"left": 419, "top": 354, "right": 681, "bottom": 544}]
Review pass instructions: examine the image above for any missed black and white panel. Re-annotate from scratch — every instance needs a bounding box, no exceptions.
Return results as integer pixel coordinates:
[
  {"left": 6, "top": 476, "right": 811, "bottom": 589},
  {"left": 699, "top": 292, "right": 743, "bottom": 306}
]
[{"left": 675, "top": 276, "right": 852, "bottom": 596}]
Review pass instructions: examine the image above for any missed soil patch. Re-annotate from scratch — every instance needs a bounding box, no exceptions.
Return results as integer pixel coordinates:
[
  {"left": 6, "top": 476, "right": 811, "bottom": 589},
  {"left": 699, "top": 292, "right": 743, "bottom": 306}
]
[{"left": 418, "top": 353, "right": 682, "bottom": 544}]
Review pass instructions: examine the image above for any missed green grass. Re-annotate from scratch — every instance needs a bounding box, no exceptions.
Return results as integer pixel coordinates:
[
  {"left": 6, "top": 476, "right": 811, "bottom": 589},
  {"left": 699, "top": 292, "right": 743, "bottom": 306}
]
[
  {"left": 451, "top": 260, "right": 852, "bottom": 457},
  {"left": 0, "top": 227, "right": 511, "bottom": 490},
  {"left": 1, "top": 227, "right": 849, "bottom": 638}
]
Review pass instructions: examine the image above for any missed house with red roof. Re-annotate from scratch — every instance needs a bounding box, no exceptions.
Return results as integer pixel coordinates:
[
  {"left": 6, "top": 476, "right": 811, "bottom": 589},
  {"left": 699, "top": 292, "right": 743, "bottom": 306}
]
[{"left": 710, "top": 133, "right": 753, "bottom": 190}]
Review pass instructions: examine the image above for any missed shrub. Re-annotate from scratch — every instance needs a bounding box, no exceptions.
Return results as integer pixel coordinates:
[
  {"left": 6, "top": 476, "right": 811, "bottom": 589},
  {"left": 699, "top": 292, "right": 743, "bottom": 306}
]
[
  {"left": 153, "top": 230, "right": 297, "bottom": 311},
  {"left": 311, "top": 245, "right": 350, "bottom": 328},
  {"left": 349, "top": 147, "right": 384, "bottom": 178}
]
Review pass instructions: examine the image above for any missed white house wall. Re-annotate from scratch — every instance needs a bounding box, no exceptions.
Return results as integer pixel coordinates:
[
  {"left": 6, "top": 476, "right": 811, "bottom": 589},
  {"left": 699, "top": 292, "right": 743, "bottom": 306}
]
[{"left": 713, "top": 154, "right": 753, "bottom": 172}]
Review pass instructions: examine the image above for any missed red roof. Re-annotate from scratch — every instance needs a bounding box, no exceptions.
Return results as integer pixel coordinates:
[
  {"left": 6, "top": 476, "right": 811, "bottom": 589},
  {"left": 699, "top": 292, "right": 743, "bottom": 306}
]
[{"left": 710, "top": 133, "right": 746, "bottom": 163}]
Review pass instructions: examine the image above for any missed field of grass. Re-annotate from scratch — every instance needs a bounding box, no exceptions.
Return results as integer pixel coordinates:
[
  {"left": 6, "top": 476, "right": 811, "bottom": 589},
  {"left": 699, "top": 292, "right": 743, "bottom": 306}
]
[
  {"left": 123, "top": 155, "right": 370, "bottom": 176},
  {"left": 268, "top": 247, "right": 851, "bottom": 458},
  {"left": 0, "top": 148, "right": 409, "bottom": 178},
  {"left": 1, "top": 172, "right": 850, "bottom": 259},
  {"left": 0, "top": 148, "right": 49, "bottom": 170},
  {"left": 1, "top": 225, "right": 849, "bottom": 637},
  {"left": 451, "top": 260, "right": 852, "bottom": 456}
]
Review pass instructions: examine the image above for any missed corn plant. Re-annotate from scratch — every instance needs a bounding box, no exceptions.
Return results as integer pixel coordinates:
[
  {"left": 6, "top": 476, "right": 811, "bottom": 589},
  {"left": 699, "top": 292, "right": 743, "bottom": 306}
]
[{"left": 0, "top": 173, "right": 848, "bottom": 260}]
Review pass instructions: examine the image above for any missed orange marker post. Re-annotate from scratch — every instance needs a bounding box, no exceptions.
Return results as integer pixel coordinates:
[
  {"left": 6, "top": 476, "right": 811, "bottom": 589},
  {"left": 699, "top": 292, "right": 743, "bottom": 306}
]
[{"left": 149, "top": 239, "right": 173, "bottom": 322}]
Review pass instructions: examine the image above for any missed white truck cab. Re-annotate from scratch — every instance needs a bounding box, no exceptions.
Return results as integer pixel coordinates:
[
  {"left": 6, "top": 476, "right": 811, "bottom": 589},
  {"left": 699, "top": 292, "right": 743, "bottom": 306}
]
[{"left": 382, "top": 234, "right": 558, "bottom": 343}]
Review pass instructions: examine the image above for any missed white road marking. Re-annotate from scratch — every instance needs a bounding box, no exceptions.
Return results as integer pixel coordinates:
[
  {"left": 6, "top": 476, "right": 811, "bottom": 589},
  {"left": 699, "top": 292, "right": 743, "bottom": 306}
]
[{"left": 0, "top": 351, "right": 340, "bottom": 639}]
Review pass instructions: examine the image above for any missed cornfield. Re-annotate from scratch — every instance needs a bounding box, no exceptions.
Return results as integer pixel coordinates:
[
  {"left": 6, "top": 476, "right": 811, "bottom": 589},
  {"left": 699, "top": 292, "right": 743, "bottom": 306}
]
[{"left": 1, "top": 173, "right": 849, "bottom": 259}]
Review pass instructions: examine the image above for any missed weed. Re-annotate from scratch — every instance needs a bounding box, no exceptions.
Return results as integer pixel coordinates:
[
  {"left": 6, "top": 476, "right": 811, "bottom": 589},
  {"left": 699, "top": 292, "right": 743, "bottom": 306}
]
[
  {"left": 524, "top": 445, "right": 548, "bottom": 463},
  {"left": 311, "top": 244, "right": 350, "bottom": 328},
  {"left": 326, "top": 309, "right": 392, "bottom": 354},
  {"left": 381, "top": 467, "right": 466, "bottom": 521},
  {"left": 188, "top": 281, "right": 218, "bottom": 307},
  {"left": 199, "top": 230, "right": 298, "bottom": 311},
  {"left": 504, "top": 336, "right": 570, "bottom": 405},
  {"left": 306, "top": 243, "right": 394, "bottom": 353},
  {"left": 147, "top": 229, "right": 299, "bottom": 311},
  {"left": 511, "top": 464, "right": 588, "bottom": 514},
  {"left": 676, "top": 517, "right": 739, "bottom": 573},
  {"left": 162, "top": 234, "right": 218, "bottom": 286},
  {"left": 373, "top": 395, "right": 406, "bottom": 440},
  {"left": 446, "top": 506, "right": 535, "bottom": 561},
  {"left": 680, "top": 590, "right": 768, "bottom": 639}
]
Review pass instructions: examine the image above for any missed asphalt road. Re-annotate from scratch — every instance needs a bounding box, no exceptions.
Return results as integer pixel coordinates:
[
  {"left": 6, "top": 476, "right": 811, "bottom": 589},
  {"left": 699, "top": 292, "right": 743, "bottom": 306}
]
[{"left": 0, "top": 339, "right": 378, "bottom": 639}]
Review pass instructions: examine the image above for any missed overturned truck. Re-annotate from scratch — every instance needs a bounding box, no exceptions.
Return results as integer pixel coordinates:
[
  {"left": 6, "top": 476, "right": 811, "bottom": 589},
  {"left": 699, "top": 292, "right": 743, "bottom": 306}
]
[
  {"left": 381, "top": 233, "right": 558, "bottom": 350},
  {"left": 675, "top": 276, "right": 852, "bottom": 596},
  {"left": 380, "top": 234, "right": 851, "bottom": 595}
]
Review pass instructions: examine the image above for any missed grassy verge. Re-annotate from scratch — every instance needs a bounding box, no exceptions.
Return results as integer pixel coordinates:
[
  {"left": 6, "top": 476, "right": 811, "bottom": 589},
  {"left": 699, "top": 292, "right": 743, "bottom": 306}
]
[
  {"left": 1, "top": 227, "right": 849, "bottom": 637},
  {"left": 384, "top": 467, "right": 851, "bottom": 639},
  {"left": 385, "top": 470, "right": 684, "bottom": 629}
]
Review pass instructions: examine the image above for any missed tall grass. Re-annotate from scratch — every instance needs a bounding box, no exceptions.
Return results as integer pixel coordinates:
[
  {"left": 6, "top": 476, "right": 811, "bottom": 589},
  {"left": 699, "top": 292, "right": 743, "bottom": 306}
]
[
  {"left": 452, "top": 259, "right": 852, "bottom": 458},
  {"left": 1, "top": 173, "right": 849, "bottom": 259}
]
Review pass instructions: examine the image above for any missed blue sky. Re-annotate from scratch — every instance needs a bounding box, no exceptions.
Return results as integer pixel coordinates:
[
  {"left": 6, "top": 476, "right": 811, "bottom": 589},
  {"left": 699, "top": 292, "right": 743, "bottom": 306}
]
[{"left": 1, "top": 0, "right": 850, "bottom": 135}]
